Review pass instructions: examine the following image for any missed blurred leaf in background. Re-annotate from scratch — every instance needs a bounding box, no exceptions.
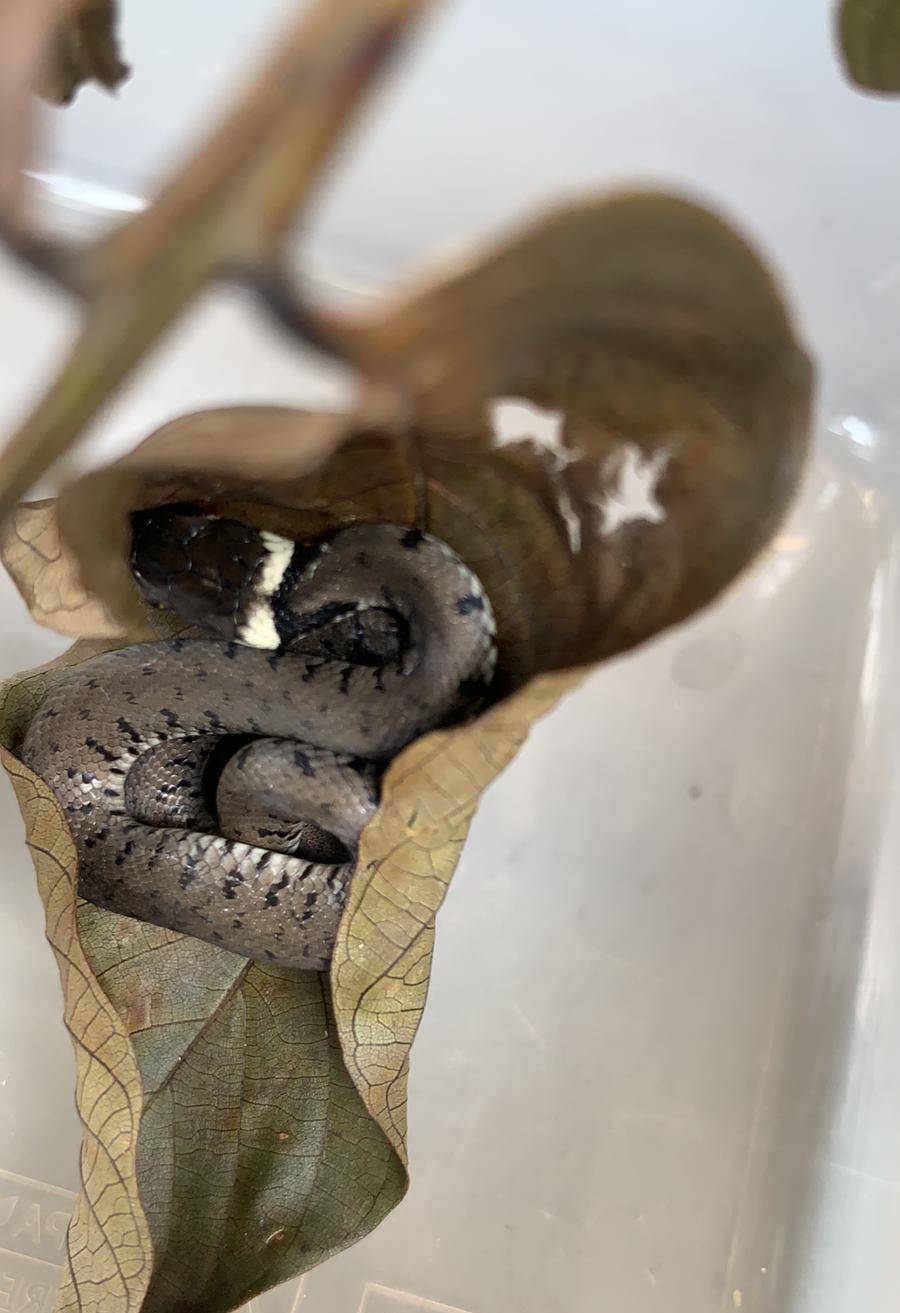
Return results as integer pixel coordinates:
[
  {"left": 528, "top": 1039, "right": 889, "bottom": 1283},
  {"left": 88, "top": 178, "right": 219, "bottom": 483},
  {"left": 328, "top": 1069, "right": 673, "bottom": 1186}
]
[
  {"left": 837, "top": 0, "right": 900, "bottom": 92},
  {"left": 38, "top": 0, "right": 129, "bottom": 104}
]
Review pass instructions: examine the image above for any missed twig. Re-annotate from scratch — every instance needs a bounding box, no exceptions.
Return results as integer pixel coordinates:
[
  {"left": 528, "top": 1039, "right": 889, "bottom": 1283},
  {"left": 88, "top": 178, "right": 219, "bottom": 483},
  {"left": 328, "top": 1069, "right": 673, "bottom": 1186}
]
[{"left": 0, "top": 0, "right": 438, "bottom": 522}]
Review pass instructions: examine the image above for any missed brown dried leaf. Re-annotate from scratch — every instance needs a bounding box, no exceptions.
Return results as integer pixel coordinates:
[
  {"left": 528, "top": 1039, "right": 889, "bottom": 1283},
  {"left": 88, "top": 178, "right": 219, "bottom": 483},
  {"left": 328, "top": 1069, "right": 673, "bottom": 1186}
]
[
  {"left": 354, "top": 194, "right": 802, "bottom": 426},
  {"left": 37, "top": 0, "right": 129, "bottom": 105},
  {"left": 1, "top": 642, "right": 406, "bottom": 1313},
  {"left": 50, "top": 194, "right": 809, "bottom": 672},
  {"left": 0, "top": 499, "right": 125, "bottom": 637},
  {"left": 0, "top": 642, "right": 152, "bottom": 1313},
  {"left": 76, "top": 910, "right": 406, "bottom": 1313},
  {"left": 55, "top": 407, "right": 365, "bottom": 636},
  {"left": 0, "top": 0, "right": 438, "bottom": 522},
  {"left": 0, "top": 191, "right": 814, "bottom": 1310},
  {"left": 837, "top": 0, "right": 900, "bottom": 92},
  {"left": 52, "top": 408, "right": 581, "bottom": 689},
  {"left": 354, "top": 192, "right": 813, "bottom": 654}
]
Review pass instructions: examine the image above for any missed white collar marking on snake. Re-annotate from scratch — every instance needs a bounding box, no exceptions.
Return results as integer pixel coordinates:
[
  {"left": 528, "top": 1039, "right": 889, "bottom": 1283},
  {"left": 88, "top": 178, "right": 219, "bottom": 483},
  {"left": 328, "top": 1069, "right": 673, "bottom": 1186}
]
[{"left": 238, "top": 529, "right": 295, "bottom": 650}]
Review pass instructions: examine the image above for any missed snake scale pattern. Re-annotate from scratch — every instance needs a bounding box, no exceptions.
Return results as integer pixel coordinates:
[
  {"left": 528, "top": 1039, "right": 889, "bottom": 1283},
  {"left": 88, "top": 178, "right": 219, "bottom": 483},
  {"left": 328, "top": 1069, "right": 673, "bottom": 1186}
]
[{"left": 21, "top": 506, "right": 497, "bottom": 970}]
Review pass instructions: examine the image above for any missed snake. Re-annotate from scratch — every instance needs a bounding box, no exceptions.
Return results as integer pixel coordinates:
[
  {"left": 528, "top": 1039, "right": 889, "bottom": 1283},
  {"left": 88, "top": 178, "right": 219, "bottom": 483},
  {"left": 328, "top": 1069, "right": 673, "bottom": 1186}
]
[{"left": 20, "top": 506, "right": 497, "bottom": 971}]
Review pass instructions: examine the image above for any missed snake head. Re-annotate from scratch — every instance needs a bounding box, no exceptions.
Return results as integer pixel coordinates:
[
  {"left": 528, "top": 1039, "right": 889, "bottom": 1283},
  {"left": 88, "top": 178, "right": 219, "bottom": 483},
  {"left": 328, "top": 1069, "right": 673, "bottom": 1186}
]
[{"left": 130, "top": 504, "right": 297, "bottom": 650}]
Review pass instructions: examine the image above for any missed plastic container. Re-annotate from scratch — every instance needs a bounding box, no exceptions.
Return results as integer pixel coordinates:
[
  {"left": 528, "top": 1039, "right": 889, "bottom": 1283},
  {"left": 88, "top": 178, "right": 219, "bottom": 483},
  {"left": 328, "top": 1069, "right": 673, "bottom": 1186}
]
[{"left": 3, "top": 2, "right": 900, "bottom": 1309}]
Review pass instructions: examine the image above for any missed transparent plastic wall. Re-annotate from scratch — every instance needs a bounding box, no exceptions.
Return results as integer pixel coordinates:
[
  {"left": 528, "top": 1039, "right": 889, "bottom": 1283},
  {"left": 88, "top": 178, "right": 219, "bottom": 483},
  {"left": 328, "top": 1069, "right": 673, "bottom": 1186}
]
[{"left": 2, "top": 2, "right": 900, "bottom": 1310}]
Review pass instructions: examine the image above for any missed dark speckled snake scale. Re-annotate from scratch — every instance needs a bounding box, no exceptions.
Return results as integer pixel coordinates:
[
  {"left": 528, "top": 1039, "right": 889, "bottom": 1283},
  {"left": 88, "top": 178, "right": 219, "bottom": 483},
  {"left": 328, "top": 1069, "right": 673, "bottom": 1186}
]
[{"left": 21, "top": 507, "right": 497, "bottom": 970}]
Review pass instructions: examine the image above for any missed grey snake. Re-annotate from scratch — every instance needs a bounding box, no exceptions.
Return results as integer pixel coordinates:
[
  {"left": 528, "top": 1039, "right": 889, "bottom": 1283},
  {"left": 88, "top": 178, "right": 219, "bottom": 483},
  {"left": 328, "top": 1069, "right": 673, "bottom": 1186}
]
[{"left": 20, "top": 507, "right": 497, "bottom": 970}]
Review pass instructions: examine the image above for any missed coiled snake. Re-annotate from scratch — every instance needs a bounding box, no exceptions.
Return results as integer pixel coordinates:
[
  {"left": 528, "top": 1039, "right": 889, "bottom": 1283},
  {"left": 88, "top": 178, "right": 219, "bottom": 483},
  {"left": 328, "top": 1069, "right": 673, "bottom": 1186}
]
[{"left": 21, "top": 507, "right": 497, "bottom": 970}]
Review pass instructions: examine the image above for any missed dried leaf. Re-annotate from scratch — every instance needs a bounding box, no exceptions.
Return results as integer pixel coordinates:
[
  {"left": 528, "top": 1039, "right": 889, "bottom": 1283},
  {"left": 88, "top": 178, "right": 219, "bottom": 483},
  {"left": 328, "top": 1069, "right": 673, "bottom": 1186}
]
[
  {"left": 55, "top": 195, "right": 812, "bottom": 669},
  {"left": 354, "top": 194, "right": 803, "bottom": 427},
  {"left": 1, "top": 419, "right": 585, "bottom": 1310},
  {"left": 837, "top": 0, "right": 900, "bottom": 92},
  {"left": 51, "top": 408, "right": 581, "bottom": 689},
  {"left": 353, "top": 193, "right": 813, "bottom": 651},
  {"left": 54, "top": 408, "right": 365, "bottom": 636},
  {"left": 0, "top": 192, "right": 814, "bottom": 1311},
  {"left": 0, "top": 499, "right": 125, "bottom": 638},
  {"left": 0, "top": 0, "right": 438, "bottom": 522},
  {"left": 76, "top": 911, "right": 406, "bottom": 1313},
  {"left": 0, "top": 643, "right": 152, "bottom": 1313},
  {"left": 37, "top": 0, "right": 129, "bottom": 105},
  {"left": 0, "top": 647, "right": 406, "bottom": 1313}
]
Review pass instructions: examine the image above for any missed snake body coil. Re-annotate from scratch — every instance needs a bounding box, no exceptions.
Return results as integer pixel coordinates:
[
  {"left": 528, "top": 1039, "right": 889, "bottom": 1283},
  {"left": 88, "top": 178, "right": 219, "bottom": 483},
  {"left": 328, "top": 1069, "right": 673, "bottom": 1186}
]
[{"left": 21, "top": 511, "right": 497, "bottom": 970}]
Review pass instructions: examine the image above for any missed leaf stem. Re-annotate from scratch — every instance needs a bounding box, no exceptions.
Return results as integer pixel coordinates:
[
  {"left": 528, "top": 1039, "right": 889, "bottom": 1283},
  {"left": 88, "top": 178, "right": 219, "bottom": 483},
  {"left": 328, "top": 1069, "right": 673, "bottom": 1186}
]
[{"left": 0, "top": 0, "right": 439, "bottom": 522}]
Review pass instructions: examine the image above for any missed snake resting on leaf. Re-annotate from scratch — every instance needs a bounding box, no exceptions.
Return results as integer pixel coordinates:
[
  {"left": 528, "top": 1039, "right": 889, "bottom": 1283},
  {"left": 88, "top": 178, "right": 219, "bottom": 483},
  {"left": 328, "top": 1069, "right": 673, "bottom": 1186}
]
[{"left": 21, "top": 507, "right": 497, "bottom": 971}]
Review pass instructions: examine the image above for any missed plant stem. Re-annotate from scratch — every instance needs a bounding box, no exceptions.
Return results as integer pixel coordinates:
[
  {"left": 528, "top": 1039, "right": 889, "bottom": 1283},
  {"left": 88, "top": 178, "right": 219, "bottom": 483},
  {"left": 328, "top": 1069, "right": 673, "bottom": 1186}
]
[{"left": 0, "top": 0, "right": 439, "bottom": 522}]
